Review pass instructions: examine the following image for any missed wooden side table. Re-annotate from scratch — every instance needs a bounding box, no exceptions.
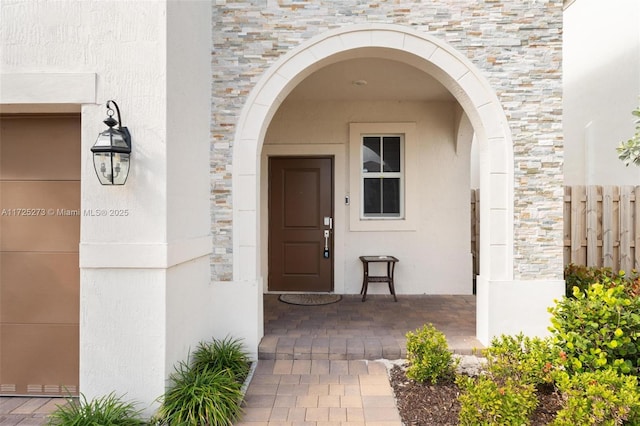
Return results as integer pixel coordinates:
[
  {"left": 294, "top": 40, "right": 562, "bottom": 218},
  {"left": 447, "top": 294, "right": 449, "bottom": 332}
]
[{"left": 359, "top": 256, "right": 399, "bottom": 302}]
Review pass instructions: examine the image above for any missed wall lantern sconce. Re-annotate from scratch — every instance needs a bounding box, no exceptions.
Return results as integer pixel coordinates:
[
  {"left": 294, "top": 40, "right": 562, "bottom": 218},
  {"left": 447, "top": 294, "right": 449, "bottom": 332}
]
[{"left": 91, "top": 100, "right": 132, "bottom": 185}]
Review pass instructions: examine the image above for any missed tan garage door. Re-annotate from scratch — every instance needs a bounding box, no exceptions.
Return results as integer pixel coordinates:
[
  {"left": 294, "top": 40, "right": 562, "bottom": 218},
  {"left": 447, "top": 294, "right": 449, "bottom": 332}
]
[{"left": 0, "top": 114, "right": 80, "bottom": 396}]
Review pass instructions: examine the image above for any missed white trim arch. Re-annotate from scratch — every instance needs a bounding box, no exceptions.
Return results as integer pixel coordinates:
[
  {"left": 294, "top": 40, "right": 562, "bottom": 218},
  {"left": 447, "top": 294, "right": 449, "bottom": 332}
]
[{"left": 230, "top": 23, "right": 517, "bottom": 346}]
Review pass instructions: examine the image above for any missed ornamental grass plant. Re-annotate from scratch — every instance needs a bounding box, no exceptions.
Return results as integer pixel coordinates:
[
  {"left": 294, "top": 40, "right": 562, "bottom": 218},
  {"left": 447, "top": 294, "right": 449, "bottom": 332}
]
[
  {"left": 153, "top": 336, "right": 250, "bottom": 426},
  {"left": 47, "top": 392, "right": 145, "bottom": 426},
  {"left": 191, "top": 336, "right": 250, "bottom": 382},
  {"left": 153, "top": 361, "right": 243, "bottom": 426}
]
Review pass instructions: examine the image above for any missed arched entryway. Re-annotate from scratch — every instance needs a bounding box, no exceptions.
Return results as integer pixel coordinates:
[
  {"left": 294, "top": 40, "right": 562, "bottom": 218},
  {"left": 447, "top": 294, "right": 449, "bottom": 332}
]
[{"left": 232, "top": 24, "right": 514, "bottom": 347}]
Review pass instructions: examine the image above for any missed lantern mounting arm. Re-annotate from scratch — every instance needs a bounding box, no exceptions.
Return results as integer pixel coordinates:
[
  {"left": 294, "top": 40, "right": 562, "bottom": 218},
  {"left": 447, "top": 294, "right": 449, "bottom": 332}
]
[{"left": 106, "top": 100, "right": 124, "bottom": 129}]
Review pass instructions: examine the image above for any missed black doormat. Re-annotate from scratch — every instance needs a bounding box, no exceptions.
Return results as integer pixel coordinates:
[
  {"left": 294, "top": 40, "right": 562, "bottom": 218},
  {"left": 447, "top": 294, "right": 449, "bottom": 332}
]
[{"left": 278, "top": 293, "right": 342, "bottom": 306}]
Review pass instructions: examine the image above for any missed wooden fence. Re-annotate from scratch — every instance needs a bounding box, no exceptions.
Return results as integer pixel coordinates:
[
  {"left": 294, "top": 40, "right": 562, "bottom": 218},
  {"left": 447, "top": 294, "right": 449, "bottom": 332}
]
[
  {"left": 471, "top": 186, "right": 640, "bottom": 276},
  {"left": 564, "top": 186, "right": 640, "bottom": 272},
  {"left": 471, "top": 189, "right": 480, "bottom": 277}
]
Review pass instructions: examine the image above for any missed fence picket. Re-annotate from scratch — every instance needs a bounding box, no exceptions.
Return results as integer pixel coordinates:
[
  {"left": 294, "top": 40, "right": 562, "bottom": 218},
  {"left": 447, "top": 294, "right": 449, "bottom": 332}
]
[
  {"left": 602, "top": 186, "right": 615, "bottom": 268},
  {"left": 586, "top": 185, "right": 599, "bottom": 267},
  {"left": 620, "top": 186, "right": 633, "bottom": 272},
  {"left": 571, "top": 186, "right": 586, "bottom": 265}
]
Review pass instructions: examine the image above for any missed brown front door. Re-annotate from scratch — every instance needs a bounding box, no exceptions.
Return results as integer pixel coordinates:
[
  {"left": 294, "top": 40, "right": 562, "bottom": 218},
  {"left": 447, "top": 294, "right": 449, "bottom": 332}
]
[
  {"left": 269, "top": 157, "right": 333, "bottom": 292},
  {"left": 0, "top": 114, "right": 80, "bottom": 396}
]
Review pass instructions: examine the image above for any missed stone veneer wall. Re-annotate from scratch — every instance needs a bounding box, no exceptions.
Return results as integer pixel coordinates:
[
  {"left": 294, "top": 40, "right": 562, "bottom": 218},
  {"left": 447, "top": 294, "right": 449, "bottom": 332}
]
[{"left": 211, "top": 0, "right": 564, "bottom": 281}]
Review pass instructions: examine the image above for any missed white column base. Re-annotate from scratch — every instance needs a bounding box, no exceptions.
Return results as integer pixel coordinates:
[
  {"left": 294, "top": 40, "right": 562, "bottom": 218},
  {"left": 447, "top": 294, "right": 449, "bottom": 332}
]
[
  {"left": 476, "top": 275, "right": 565, "bottom": 345},
  {"left": 210, "top": 280, "right": 264, "bottom": 360},
  {"left": 80, "top": 269, "right": 167, "bottom": 417}
]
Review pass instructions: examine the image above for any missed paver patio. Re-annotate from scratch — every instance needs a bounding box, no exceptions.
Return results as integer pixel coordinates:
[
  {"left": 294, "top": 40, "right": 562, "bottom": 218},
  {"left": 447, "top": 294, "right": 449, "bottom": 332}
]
[{"left": 261, "top": 294, "right": 481, "bottom": 359}]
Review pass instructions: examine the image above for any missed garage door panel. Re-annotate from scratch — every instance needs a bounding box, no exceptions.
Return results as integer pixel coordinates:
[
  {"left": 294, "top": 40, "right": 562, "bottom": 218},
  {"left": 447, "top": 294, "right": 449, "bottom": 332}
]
[
  {"left": 0, "top": 324, "right": 79, "bottom": 395},
  {"left": 1, "top": 114, "right": 80, "bottom": 397},
  {"left": 0, "top": 115, "right": 81, "bottom": 181},
  {"left": 0, "top": 253, "right": 79, "bottom": 324},
  {"left": 0, "top": 181, "right": 80, "bottom": 252}
]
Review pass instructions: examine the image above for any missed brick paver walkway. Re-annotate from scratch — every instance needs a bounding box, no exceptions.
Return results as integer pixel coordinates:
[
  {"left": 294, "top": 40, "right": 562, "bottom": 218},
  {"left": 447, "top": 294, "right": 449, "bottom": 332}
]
[{"left": 237, "top": 359, "right": 402, "bottom": 426}]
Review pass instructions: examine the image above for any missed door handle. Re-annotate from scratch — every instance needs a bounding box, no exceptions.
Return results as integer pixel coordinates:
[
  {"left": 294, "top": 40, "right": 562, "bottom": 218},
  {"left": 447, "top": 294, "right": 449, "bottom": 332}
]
[{"left": 323, "top": 230, "right": 330, "bottom": 258}]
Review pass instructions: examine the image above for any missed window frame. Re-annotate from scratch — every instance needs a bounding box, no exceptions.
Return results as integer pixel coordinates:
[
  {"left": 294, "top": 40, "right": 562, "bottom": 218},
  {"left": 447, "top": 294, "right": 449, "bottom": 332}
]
[
  {"left": 360, "top": 134, "right": 404, "bottom": 219},
  {"left": 349, "top": 122, "right": 417, "bottom": 232}
]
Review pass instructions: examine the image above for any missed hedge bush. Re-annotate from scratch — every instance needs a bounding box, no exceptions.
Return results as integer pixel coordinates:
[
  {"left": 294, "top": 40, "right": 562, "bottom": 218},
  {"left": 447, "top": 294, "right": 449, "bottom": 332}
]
[
  {"left": 551, "top": 369, "right": 640, "bottom": 426},
  {"left": 457, "top": 375, "right": 537, "bottom": 426},
  {"left": 549, "top": 282, "right": 640, "bottom": 375},
  {"left": 564, "top": 264, "right": 640, "bottom": 298},
  {"left": 405, "top": 324, "right": 458, "bottom": 384},
  {"left": 482, "top": 333, "right": 558, "bottom": 386}
]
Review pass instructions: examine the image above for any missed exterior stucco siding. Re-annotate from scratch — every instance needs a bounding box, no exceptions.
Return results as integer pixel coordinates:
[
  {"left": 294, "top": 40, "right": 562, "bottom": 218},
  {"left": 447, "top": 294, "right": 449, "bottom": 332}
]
[{"left": 213, "top": 0, "right": 564, "bottom": 280}]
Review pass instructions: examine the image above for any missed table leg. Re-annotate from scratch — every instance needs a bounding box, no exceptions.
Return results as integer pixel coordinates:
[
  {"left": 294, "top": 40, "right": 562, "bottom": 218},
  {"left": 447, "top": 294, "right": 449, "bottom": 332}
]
[
  {"left": 388, "top": 261, "right": 397, "bottom": 302},
  {"left": 361, "top": 262, "right": 368, "bottom": 302}
]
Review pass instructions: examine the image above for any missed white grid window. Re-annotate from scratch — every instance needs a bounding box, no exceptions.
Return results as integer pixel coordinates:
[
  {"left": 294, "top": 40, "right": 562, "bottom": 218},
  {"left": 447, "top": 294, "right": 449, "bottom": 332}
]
[{"left": 361, "top": 135, "right": 403, "bottom": 218}]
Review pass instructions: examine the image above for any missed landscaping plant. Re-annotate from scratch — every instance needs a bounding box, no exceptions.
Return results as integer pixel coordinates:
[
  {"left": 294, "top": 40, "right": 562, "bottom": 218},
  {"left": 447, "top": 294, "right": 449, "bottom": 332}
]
[
  {"left": 405, "top": 323, "right": 458, "bottom": 384},
  {"left": 564, "top": 263, "right": 616, "bottom": 297},
  {"left": 456, "top": 334, "right": 553, "bottom": 425},
  {"left": 564, "top": 264, "right": 640, "bottom": 298},
  {"left": 154, "top": 360, "right": 243, "bottom": 426},
  {"left": 449, "top": 265, "right": 640, "bottom": 425},
  {"left": 616, "top": 105, "right": 640, "bottom": 167},
  {"left": 47, "top": 392, "right": 145, "bottom": 426},
  {"left": 551, "top": 369, "right": 640, "bottom": 426},
  {"left": 154, "top": 336, "right": 250, "bottom": 425},
  {"left": 457, "top": 374, "right": 537, "bottom": 426},
  {"left": 549, "top": 282, "right": 640, "bottom": 375},
  {"left": 191, "top": 336, "right": 250, "bottom": 382},
  {"left": 482, "top": 333, "right": 558, "bottom": 386}
]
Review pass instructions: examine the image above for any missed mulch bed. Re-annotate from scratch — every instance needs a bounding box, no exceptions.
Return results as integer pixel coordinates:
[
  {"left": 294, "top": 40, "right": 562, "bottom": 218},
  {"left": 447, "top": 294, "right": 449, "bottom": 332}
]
[{"left": 389, "top": 365, "right": 564, "bottom": 425}]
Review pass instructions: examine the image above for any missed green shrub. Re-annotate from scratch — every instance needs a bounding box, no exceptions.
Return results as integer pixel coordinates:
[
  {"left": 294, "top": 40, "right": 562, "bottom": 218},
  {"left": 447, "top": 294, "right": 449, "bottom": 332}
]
[
  {"left": 191, "top": 336, "right": 250, "bottom": 382},
  {"left": 551, "top": 369, "right": 640, "bottom": 426},
  {"left": 405, "top": 324, "right": 458, "bottom": 384},
  {"left": 154, "top": 361, "right": 243, "bottom": 426},
  {"left": 548, "top": 282, "right": 640, "bottom": 375},
  {"left": 47, "top": 392, "right": 145, "bottom": 426},
  {"left": 564, "top": 264, "right": 616, "bottom": 297},
  {"left": 564, "top": 264, "right": 640, "bottom": 298},
  {"left": 616, "top": 105, "right": 640, "bottom": 167},
  {"left": 457, "top": 375, "right": 537, "bottom": 426},
  {"left": 483, "top": 333, "right": 558, "bottom": 386}
]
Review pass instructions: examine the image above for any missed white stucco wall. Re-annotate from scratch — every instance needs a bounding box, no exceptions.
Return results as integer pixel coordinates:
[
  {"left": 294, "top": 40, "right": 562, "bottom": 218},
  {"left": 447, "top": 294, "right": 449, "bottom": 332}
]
[
  {"left": 1, "top": 0, "right": 213, "bottom": 415},
  {"left": 564, "top": 0, "right": 640, "bottom": 185},
  {"left": 263, "top": 99, "right": 473, "bottom": 295}
]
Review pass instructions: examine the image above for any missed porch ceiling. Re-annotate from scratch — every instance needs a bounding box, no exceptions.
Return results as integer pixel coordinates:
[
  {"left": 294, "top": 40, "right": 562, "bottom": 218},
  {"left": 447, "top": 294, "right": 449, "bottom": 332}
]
[{"left": 286, "top": 58, "right": 456, "bottom": 102}]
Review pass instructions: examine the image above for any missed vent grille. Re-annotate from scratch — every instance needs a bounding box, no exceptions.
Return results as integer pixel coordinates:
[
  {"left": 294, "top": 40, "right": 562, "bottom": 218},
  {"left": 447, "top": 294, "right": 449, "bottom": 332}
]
[
  {"left": 27, "top": 384, "right": 43, "bottom": 393},
  {"left": 1, "top": 384, "right": 16, "bottom": 393}
]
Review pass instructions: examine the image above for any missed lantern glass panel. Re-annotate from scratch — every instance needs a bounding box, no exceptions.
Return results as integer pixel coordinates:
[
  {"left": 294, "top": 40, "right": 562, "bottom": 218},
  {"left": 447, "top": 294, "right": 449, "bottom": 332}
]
[
  {"left": 112, "top": 152, "right": 130, "bottom": 185},
  {"left": 93, "top": 151, "right": 113, "bottom": 185}
]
